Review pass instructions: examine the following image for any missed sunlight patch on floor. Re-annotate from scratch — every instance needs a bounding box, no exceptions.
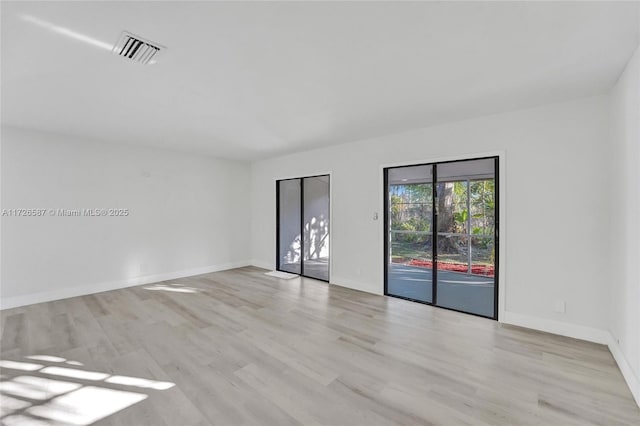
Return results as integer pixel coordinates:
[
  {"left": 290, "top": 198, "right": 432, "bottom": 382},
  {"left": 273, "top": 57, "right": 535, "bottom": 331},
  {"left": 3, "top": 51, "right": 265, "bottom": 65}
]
[
  {"left": 0, "top": 376, "right": 81, "bottom": 400},
  {"left": 27, "top": 386, "right": 147, "bottom": 425},
  {"left": 0, "top": 394, "right": 32, "bottom": 416},
  {"left": 40, "top": 366, "right": 109, "bottom": 381},
  {"left": 142, "top": 283, "right": 200, "bottom": 293},
  {"left": 0, "top": 360, "right": 43, "bottom": 371},
  {"left": 0, "top": 355, "right": 175, "bottom": 425},
  {"left": 105, "top": 375, "right": 174, "bottom": 390},
  {"left": 26, "top": 355, "right": 66, "bottom": 363},
  {"left": 26, "top": 355, "right": 85, "bottom": 367}
]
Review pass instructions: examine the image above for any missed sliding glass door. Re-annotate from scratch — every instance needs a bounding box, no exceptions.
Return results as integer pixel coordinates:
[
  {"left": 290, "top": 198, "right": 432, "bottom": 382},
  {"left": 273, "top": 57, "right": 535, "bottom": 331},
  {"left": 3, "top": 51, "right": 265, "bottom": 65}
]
[
  {"left": 387, "top": 165, "right": 433, "bottom": 303},
  {"left": 277, "top": 179, "right": 302, "bottom": 274},
  {"left": 302, "top": 176, "right": 330, "bottom": 281},
  {"left": 384, "top": 157, "right": 498, "bottom": 319},
  {"left": 277, "top": 175, "right": 330, "bottom": 281},
  {"left": 435, "top": 160, "right": 496, "bottom": 317}
]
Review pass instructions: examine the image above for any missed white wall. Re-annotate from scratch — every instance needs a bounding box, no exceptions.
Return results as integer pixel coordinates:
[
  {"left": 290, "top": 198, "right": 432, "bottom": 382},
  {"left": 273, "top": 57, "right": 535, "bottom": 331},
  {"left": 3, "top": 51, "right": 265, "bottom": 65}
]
[
  {"left": 1, "top": 127, "right": 251, "bottom": 308},
  {"left": 252, "top": 95, "right": 611, "bottom": 336},
  {"left": 609, "top": 43, "right": 640, "bottom": 404}
]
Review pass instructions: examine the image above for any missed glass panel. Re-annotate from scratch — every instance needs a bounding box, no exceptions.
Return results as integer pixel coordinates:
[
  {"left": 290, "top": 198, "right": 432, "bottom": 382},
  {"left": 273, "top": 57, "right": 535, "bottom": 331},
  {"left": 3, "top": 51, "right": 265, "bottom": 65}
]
[
  {"left": 278, "top": 179, "right": 301, "bottom": 274},
  {"left": 470, "top": 179, "right": 495, "bottom": 278},
  {"left": 303, "top": 176, "right": 330, "bottom": 281},
  {"left": 435, "top": 158, "right": 495, "bottom": 317},
  {"left": 437, "top": 235, "right": 469, "bottom": 272},
  {"left": 388, "top": 232, "right": 433, "bottom": 302},
  {"left": 386, "top": 165, "right": 433, "bottom": 303},
  {"left": 471, "top": 235, "right": 495, "bottom": 277}
]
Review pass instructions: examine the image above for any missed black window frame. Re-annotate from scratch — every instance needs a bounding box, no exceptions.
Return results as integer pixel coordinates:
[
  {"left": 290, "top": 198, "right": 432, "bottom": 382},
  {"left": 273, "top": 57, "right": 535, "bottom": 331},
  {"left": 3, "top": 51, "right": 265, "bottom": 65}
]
[
  {"left": 383, "top": 156, "right": 499, "bottom": 320},
  {"left": 276, "top": 174, "right": 331, "bottom": 283}
]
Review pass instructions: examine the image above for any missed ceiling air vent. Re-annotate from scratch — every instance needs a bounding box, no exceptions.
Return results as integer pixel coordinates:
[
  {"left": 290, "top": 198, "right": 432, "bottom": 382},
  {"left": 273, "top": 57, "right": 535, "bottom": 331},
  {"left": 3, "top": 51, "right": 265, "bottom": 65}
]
[{"left": 113, "top": 32, "right": 164, "bottom": 65}]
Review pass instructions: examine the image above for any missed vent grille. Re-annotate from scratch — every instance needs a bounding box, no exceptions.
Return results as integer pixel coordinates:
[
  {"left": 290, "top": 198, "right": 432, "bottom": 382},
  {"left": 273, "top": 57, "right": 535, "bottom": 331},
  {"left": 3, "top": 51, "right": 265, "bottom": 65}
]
[{"left": 113, "top": 32, "right": 164, "bottom": 64}]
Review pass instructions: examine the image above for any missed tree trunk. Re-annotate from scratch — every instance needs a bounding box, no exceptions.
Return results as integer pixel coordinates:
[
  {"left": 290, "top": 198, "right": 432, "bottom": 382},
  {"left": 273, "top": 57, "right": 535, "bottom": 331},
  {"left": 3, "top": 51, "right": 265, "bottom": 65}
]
[{"left": 436, "top": 182, "right": 458, "bottom": 253}]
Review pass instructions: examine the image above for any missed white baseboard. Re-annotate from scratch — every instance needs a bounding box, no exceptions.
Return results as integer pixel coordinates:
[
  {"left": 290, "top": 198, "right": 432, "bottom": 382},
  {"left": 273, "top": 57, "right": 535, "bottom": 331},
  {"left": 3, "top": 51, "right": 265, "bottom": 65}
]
[
  {"left": 330, "top": 275, "right": 383, "bottom": 296},
  {"left": 502, "top": 311, "right": 639, "bottom": 408},
  {"left": 607, "top": 334, "right": 640, "bottom": 407},
  {"left": 0, "top": 260, "right": 251, "bottom": 310},
  {"left": 501, "top": 311, "right": 611, "bottom": 344},
  {"left": 250, "top": 260, "right": 273, "bottom": 270}
]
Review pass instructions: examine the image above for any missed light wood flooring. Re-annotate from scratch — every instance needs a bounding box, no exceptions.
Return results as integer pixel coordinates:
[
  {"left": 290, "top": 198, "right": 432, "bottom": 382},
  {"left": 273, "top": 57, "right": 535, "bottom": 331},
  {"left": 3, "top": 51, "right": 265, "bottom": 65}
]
[{"left": 1, "top": 266, "right": 638, "bottom": 425}]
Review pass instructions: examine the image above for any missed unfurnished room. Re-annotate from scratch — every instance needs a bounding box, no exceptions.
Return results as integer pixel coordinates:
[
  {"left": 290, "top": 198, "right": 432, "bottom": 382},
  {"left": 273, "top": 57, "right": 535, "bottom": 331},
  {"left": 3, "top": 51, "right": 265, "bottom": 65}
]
[{"left": 1, "top": 1, "right": 639, "bottom": 425}]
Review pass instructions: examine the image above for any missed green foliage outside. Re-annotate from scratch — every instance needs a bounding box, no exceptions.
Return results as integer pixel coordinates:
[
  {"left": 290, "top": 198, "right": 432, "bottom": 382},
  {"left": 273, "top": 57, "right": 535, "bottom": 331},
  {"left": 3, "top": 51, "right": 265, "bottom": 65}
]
[{"left": 390, "top": 179, "right": 495, "bottom": 265}]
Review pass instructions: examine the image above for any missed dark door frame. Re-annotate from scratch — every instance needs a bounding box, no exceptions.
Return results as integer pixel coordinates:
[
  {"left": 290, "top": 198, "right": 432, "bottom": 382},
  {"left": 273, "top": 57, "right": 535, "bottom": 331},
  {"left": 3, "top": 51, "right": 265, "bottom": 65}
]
[
  {"left": 276, "top": 174, "right": 331, "bottom": 282},
  {"left": 383, "top": 156, "right": 499, "bottom": 320}
]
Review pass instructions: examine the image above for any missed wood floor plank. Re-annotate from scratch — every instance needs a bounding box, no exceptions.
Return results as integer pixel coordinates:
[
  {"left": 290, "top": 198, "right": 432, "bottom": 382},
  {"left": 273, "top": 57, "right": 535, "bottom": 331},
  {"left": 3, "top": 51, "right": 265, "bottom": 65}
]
[{"left": 0, "top": 266, "right": 638, "bottom": 425}]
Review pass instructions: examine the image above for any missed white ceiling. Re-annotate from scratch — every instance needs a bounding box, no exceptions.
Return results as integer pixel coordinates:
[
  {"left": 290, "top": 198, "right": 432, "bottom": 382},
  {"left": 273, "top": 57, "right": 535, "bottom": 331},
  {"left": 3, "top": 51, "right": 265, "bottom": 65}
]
[{"left": 2, "top": 1, "right": 638, "bottom": 160}]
